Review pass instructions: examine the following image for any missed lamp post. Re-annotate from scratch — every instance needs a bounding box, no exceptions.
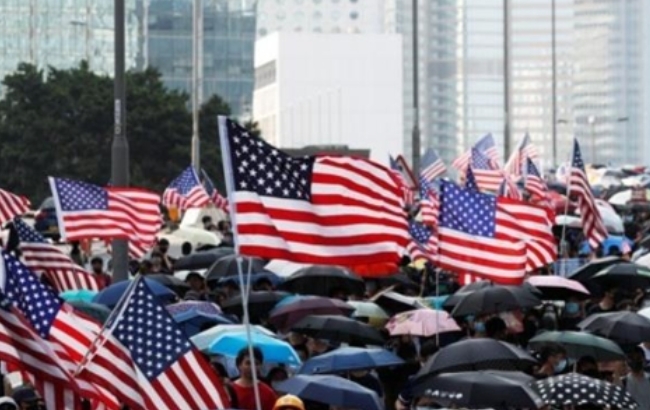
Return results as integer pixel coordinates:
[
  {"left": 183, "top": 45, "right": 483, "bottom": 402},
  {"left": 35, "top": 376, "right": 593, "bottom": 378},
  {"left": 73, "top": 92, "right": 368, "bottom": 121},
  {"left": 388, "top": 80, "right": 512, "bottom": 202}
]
[
  {"left": 411, "top": 0, "right": 421, "bottom": 173},
  {"left": 191, "top": 0, "right": 203, "bottom": 172},
  {"left": 551, "top": 0, "right": 557, "bottom": 167}
]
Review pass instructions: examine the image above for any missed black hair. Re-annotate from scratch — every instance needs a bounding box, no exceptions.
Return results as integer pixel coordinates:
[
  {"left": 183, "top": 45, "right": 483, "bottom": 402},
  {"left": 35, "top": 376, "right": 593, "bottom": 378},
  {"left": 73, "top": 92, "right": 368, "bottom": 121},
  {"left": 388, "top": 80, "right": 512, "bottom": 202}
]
[
  {"left": 217, "top": 220, "right": 229, "bottom": 231},
  {"left": 485, "top": 316, "right": 507, "bottom": 338},
  {"left": 91, "top": 257, "right": 103, "bottom": 265},
  {"left": 181, "top": 242, "right": 192, "bottom": 255},
  {"left": 236, "top": 346, "right": 264, "bottom": 367},
  {"left": 419, "top": 339, "right": 439, "bottom": 360},
  {"left": 539, "top": 343, "right": 566, "bottom": 362}
]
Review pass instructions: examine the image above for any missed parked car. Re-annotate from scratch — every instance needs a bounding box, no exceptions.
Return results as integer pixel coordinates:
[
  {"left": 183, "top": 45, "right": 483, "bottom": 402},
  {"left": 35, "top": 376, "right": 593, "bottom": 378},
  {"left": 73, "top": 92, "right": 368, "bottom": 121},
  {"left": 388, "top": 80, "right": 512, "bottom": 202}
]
[{"left": 34, "top": 197, "right": 60, "bottom": 240}]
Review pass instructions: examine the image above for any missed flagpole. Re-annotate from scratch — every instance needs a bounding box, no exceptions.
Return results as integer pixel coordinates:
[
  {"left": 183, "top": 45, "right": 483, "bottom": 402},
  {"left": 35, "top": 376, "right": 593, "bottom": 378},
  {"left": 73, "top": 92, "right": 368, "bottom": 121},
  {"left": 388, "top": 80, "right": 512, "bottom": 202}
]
[
  {"left": 560, "top": 142, "right": 574, "bottom": 263},
  {"left": 218, "top": 116, "right": 263, "bottom": 410}
]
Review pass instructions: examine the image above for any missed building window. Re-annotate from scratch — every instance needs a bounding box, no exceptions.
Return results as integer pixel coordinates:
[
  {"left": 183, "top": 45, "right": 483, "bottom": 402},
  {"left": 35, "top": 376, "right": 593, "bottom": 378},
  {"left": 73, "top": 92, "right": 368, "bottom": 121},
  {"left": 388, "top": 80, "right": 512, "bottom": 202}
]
[{"left": 255, "top": 61, "right": 277, "bottom": 89}]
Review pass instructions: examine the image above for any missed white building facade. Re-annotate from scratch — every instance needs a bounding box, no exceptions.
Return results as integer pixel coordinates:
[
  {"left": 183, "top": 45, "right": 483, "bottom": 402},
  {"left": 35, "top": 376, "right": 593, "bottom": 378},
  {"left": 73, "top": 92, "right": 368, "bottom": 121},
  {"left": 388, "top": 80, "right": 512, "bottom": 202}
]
[{"left": 252, "top": 32, "right": 403, "bottom": 162}]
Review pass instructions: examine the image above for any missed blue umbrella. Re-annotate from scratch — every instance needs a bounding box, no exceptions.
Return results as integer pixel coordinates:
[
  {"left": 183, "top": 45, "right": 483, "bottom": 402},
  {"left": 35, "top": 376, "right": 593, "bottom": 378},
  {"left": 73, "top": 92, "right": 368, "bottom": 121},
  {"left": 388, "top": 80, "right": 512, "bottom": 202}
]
[
  {"left": 298, "top": 347, "right": 404, "bottom": 374},
  {"left": 208, "top": 331, "right": 301, "bottom": 367},
  {"left": 275, "top": 375, "right": 383, "bottom": 410},
  {"left": 60, "top": 289, "right": 98, "bottom": 303},
  {"left": 167, "top": 301, "right": 236, "bottom": 337},
  {"left": 423, "top": 295, "right": 450, "bottom": 310},
  {"left": 580, "top": 236, "right": 633, "bottom": 256},
  {"left": 92, "top": 278, "right": 176, "bottom": 308}
]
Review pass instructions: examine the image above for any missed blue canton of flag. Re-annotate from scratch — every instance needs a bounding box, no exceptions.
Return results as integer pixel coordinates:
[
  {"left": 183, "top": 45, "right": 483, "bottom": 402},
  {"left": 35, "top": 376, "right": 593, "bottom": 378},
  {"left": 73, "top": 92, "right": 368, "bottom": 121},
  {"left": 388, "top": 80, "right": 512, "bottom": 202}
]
[
  {"left": 54, "top": 179, "right": 108, "bottom": 211},
  {"left": 162, "top": 166, "right": 211, "bottom": 210},
  {"left": 169, "top": 167, "right": 202, "bottom": 196},
  {"left": 439, "top": 182, "right": 497, "bottom": 237},
  {"left": 409, "top": 221, "right": 434, "bottom": 244},
  {"left": 464, "top": 167, "right": 480, "bottom": 192},
  {"left": 471, "top": 148, "right": 493, "bottom": 170},
  {"left": 420, "top": 148, "right": 446, "bottom": 182}
]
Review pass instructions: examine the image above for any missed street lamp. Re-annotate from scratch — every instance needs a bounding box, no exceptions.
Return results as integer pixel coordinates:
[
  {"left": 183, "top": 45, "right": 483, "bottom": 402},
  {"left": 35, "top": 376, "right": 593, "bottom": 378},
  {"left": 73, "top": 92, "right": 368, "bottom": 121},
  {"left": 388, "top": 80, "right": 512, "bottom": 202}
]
[{"left": 411, "top": 0, "right": 421, "bottom": 173}]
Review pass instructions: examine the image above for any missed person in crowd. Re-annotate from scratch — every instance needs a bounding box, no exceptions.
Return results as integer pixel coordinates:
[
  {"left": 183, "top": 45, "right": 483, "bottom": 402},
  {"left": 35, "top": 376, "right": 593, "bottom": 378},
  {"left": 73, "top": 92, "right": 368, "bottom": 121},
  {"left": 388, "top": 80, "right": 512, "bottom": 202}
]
[
  {"left": 347, "top": 369, "right": 383, "bottom": 399},
  {"left": 576, "top": 355, "right": 601, "bottom": 379},
  {"left": 219, "top": 231, "right": 234, "bottom": 247},
  {"left": 306, "top": 338, "right": 334, "bottom": 357},
  {"left": 484, "top": 316, "right": 507, "bottom": 341},
  {"left": 623, "top": 347, "right": 650, "bottom": 410},
  {"left": 293, "top": 344, "right": 309, "bottom": 363},
  {"left": 181, "top": 241, "right": 192, "bottom": 257},
  {"left": 69, "top": 241, "right": 86, "bottom": 267},
  {"left": 11, "top": 386, "right": 44, "bottom": 410},
  {"left": 588, "top": 288, "right": 617, "bottom": 315},
  {"left": 138, "top": 260, "right": 153, "bottom": 275},
  {"left": 254, "top": 278, "right": 274, "bottom": 292},
  {"left": 90, "top": 257, "right": 112, "bottom": 288},
  {"left": 393, "top": 340, "right": 439, "bottom": 410},
  {"left": 560, "top": 297, "right": 585, "bottom": 330},
  {"left": 217, "top": 220, "right": 231, "bottom": 236},
  {"left": 265, "top": 367, "right": 289, "bottom": 391},
  {"left": 535, "top": 343, "right": 567, "bottom": 378},
  {"left": 202, "top": 215, "right": 213, "bottom": 230},
  {"left": 155, "top": 238, "right": 175, "bottom": 272},
  {"left": 149, "top": 253, "right": 168, "bottom": 274},
  {"left": 231, "top": 347, "right": 278, "bottom": 410},
  {"left": 273, "top": 395, "right": 305, "bottom": 410},
  {"left": 185, "top": 272, "right": 209, "bottom": 299}
]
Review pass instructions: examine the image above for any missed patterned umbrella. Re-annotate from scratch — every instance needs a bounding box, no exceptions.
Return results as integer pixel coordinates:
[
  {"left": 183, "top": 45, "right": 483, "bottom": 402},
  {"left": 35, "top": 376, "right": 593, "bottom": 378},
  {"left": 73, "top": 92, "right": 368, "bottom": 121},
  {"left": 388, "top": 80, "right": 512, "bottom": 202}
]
[
  {"left": 532, "top": 373, "right": 637, "bottom": 408},
  {"left": 386, "top": 309, "right": 461, "bottom": 337}
]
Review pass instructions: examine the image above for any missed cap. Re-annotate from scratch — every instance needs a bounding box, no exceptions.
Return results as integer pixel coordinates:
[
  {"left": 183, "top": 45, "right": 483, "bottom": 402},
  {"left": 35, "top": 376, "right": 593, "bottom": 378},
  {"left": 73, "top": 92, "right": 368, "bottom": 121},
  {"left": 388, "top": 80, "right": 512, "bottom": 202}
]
[{"left": 273, "top": 394, "right": 305, "bottom": 410}]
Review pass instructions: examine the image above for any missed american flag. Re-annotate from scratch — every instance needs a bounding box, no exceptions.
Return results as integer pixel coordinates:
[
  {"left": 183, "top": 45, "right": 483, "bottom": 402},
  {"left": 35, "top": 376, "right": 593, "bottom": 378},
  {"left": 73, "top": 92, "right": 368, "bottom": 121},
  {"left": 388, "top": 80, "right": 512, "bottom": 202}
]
[
  {"left": 389, "top": 155, "right": 415, "bottom": 206},
  {"left": 419, "top": 177, "right": 439, "bottom": 227},
  {"left": 0, "top": 252, "right": 121, "bottom": 410},
  {"left": 82, "top": 277, "right": 230, "bottom": 410},
  {"left": 498, "top": 177, "right": 523, "bottom": 200},
  {"left": 437, "top": 180, "right": 527, "bottom": 285},
  {"left": 470, "top": 148, "right": 504, "bottom": 192},
  {"left": 406, "top": 221, "right": 437, "bottom": 263},
  {"left": 222, "top": 118, "right": 409, "bottom": 266},
  {"left": 201, "top": 168, "right": 229, "bottom": 212},
  {"left": 504, "top": 133, "right": 539, "bottom": 176},
  {"left": 568, "top": 139, "right": 608, "bottom": 248},
  {"left": 452, "top": 133, "right": 500, "bottom": 171},
  {"left": 420, "top": 148, "right": 446, "bottom": 182},
  {"left": 162, "top": 166, "right": 211, "bottom": 210},
  {"left": 13, "top": 218, "right": 104, "bottom": 292},
  {"left": 48, "top": 178, "right": 162, "bottom": 259},
  {"left": 525, "top": 158, "right": 548, "bottom": 199},
  {"left": 0, "top": 188, "right": 30, "bottom": 226}
]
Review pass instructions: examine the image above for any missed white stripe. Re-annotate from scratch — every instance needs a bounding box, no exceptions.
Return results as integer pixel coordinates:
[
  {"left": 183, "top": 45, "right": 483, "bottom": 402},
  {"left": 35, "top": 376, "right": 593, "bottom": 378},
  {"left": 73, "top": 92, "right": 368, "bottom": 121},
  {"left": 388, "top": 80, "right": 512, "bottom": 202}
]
[
  {"left": 184, "top": 352, "right": 225, "bottom": 408},
  {"left": 135, "top": 367, "right": 172, "bottom": 410}
]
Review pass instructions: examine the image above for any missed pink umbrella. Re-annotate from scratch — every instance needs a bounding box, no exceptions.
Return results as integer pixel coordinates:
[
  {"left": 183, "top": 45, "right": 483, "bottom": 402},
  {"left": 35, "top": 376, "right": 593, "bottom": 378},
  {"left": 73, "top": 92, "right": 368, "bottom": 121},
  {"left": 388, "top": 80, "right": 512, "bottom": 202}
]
[
  {"left": 526, "top": 276, "right": 590, "bottom": 300},
  {"left": 386, "top": 309, "right": 461, "bottom": 337}
]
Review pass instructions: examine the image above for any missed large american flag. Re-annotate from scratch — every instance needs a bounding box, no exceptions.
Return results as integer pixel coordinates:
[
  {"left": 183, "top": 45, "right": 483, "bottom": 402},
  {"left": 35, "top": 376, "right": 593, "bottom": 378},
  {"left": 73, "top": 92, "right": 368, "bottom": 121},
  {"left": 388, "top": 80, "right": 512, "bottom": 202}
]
[
  {"left": 222, "top": 118, "right": 409, "bottom": 265},
  {"left": 162, "top": 166, "right": 211, "bottom": 210},
  {"left": 420, "top": 148, "right": 446, "bottom": 182},
  {"left": 406, "top": 221, "right": 437, "bottom": 263},
  {"left": 0, "top": 188, "right": 30, "bottom": 226},
  {"left": 0, "top": 252, "right": 121, "bottom": 410},
  {"left": 437, "top": 180, "right": 527, "bottom": 285},
  {"left": 452, "top": 133, "right": 500, "bottom": 171},
  {"left": 525, "top": 157, "right": 548, "bottom": 199},
  {"left": 201, "top": 168, "right": 229, "bottom": 212},
  {"left": 568, "top": 139, "right": 608, "bottom": 248},
  {"left": 13, "top": 218, "right": 104, "bottom": 292},
  {"left": 470, "top": 148, "right": 504, "bottom": 192},
  {"left": 504, "top": 133, "right": 539, "bottom": 176},
  {"left": 389, "top": 155, "right": 415, "bottom": 206},
  {"left": 82, "top": 277, "right": 230, "bottom": 410},
  {"left": 48, "top": 178, "right": 162, "bottom": 259},
  {"left": 419, "top": 176, "right": 439, "bottom": 228}
]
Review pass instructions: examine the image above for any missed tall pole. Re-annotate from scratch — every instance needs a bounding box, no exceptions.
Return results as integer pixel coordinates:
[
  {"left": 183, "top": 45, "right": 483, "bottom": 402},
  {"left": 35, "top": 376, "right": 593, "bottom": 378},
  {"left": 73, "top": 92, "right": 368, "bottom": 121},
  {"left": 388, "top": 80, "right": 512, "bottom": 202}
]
[
  {"left": 503, "top": 0, "right": 511, "bottom": 160},
  {"left": 551, "top": 0, "right": 558, "bottom": 167},
  {"left": 112, "top": 0, "right": 130, "bottom": 282},
  {"left": 191, "top": 0, "right": 203, "bottom": 172},
  {"left": 411, "top": 0, "right": 421, "bottom": 173}
]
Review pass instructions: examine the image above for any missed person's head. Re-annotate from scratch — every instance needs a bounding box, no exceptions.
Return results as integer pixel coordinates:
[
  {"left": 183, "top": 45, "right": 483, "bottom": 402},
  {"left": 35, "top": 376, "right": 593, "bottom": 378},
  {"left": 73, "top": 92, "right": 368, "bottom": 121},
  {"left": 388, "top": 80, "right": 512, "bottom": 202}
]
[
  {"left": 287, "top": 332, "right": 306, "bottom": 347},
  {"left": 202, "top": 215, "right": 213, "bottom": 228},
  {"left": 576, "top": 355, "right": 600, "bottom": 378},
  {"left": 221, "top": 231, "right": 234, "bottom": 246},
  {"left": 11, "top": 386, "right": 44, "bottom": 410},
  {"left": 628, "top": 346, "right": 646, "bottom": 373},
  {"left": 564, "top": 298, "right": 582, "bottom": 317},
  {"left": 0, "top": 397, "right": 17, "bottom": 410},
  {"left": 293, "top": 343, "right": 309, "bottom": 362},
  {"left": 254, "top": 278, "right": 273, "bottom": 291},
  {"left": 485, "top": 316, "right": 507, "bottom": 340},
  {"left": 273, "top": 394, "right": 305, "bottom": 410},
  {"left": 266, "top": 366, "right": 289, "bottom": 390},
  {"left": 157, "top": 238, "right": 170, "bottom": 255},
  {"left": 140, "top": 260, "right": 153, "bottom": 274},
  {"left": 236, "top": 346, "right": 264, "bottom": 381},
  {"left": 539, "top": 343, "right": 567, "bottom": 373},
  {"left": 181, "top": 241, "right": 192, "bottom": 256},
  {"left": 185, "top": 272, "right": 206, "bottom": 292},
  {"left": 70, "top": 241, "right": 81, "bottom": 251},
  {"left": 217, "top": 220, "right": 231, "bottom": 233},
  {"left": 150, "top": 252, "right": 163, "bottom": 271},
  {"left": 90, "top": 257, "right": 103, "bottom": 274},
  {"left": 419, "top": 339, "right": 439, "bottom": 367},
  {"left": 306, "top": 338, "right": 330, "bottom": 356}
]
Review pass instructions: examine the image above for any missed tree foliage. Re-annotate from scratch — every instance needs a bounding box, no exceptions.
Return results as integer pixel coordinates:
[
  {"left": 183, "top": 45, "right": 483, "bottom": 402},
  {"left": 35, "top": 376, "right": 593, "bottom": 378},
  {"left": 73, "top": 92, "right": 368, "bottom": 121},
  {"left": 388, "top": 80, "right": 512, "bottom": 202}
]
[{"left": 0, "top": 62, "right": 235, "bottom": 203}]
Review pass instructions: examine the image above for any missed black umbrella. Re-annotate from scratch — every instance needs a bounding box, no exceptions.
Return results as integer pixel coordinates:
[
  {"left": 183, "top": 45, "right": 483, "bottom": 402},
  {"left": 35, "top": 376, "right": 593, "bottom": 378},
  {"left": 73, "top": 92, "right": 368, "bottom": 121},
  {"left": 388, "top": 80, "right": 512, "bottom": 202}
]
[
  {"left": 528, "top": 331, "right": 626, "bottom": 362},
  {"left": 280, "top": 265, "right": 365, "bottom": 297},
  {"left": 589, "top": 262, "right": 650, "bottom": 290},
  {"left": 221, "top": 291, "right": 290, "bottom": 322},
  {"left": 443, "top": 280, "right": 493, "bottom": 309},
  {"left": 416, "top": 338, "right": 537, "bottom": 376},
  {"left": 146, "top": 273, "right": 190, "bottom": 296},
  {"left": 450, "top": 285, "right": 541, "bottom": 317},
  {"left": 173, "top": 247, "right": 234, "bottom": 271},
  {"left": 205, "top": 255, "right": 266, "bottom": 285},
  {"left": 376, "top": 273, "right": 420, "bottom": 292},
  {"left": 532, "top": 373, "right": 637, "bottom": 409},
  {"left": 568, "top": 256, "right": 625, "bottom": 283},
  {"left": 412, "top": 371, "right": 543, "bottom": 410},
  {"left": 578, "top": 311, "right": 650, "bottom": 345},
  {"left": 291, "top": 315, "right": 385, "bottom": 346}
]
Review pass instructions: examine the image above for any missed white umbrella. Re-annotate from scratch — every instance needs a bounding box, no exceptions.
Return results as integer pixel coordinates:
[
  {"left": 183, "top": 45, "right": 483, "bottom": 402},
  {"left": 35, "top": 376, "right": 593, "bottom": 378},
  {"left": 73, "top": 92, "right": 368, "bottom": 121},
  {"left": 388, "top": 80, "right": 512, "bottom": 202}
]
[
  {"left": 191, "top": 324, "right": 276, "bottom": 351},
  {"left": 265, "top": 259, "right": 311, "bottom": 278},
  {"left": 158, "top": 226, "right": 220, "bottom": 258}
]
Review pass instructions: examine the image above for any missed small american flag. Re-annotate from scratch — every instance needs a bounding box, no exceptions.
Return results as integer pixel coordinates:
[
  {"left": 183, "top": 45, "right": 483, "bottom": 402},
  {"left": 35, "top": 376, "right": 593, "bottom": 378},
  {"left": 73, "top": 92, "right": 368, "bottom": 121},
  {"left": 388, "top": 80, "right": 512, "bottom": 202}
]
[
  {"left": 162, "top": 166, "right": 211, "bottom": 210},
  {"left": 419, "top": 176, "right": 439, "bottom": 228},
  {"left": 222, "top": 118, "right": 409, "bottom": 266},
  {"left": 13, "top": 218, "right": 104, "bottom": 292},
  {"left": 525, "top": 157, "right": 548, "bottom": 199},
  {"left": 0, "top": 188, "right": 30, "bottom": 226},
  {"left": 437, "top": 180, "right": 527, "bottom": 285},
  {"left": 48, "top": 178, "right": 162, "bottom": 259},
  {"left": 498, "top": 177, "right": 523, "bottom": 200},
  {"left": 420, "top": 148, "right": 446, "bottom": 182},
  {"left": 201, "top": 169, "right": 229, "bottom": 212},
  {"left": 452, "top": 133, "right": 500, "bottom": 171},
  {"left": 83, "top": 277, "right": 230, "bottom": 409},
  {"left": 504, "top": 133, "right": 539, "bottom": 176},
  {"left": 470, "top": 148, "right": 504, "bottom": 192},
  {"left": 406, "top": 221, "right": 437, "bottom": 263},
  {"left": 389, "top": 155, "right": 415, "bottom": 206},
  {"left": 568, "top": 139, "right": 608, "bottom": 248}
]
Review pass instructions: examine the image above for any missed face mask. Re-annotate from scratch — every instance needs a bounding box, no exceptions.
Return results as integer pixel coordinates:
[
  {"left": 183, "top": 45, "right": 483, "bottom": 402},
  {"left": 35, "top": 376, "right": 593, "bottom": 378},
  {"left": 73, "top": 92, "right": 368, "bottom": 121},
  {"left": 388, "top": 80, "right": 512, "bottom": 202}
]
[
  {"left": 474, "top": 321, "right": 486, "bottom": 333},
  {"left": 554, "top": 359, "right": 567, "bottom": 374},
  {"left": 565, "top": 302, "right": 580, "bottom": 314}
]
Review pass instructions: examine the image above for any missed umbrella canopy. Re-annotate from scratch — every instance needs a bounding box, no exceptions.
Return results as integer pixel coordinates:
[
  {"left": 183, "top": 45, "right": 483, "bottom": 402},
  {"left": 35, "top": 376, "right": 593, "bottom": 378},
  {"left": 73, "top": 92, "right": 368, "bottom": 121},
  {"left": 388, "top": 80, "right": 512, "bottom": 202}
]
[
  {"left": 346, "top": 301, "right": 389, "bottom": 321},
  {"left": 298, "top": 347, "right": 404, "bottom": 375},
  {"left": 275, "top": 375, "right": 383, "bottom": 410},
  {"left": 386, "top": 309, "right": 461, "bottom": 337},
  {"left": 371, "top": 290, "right": 428, "bottom": 315},
  {"left": 269, "top": 297, "right": 354, "bottom": 332},
  {"left": 525, "top": 276, "right": 590, "bottom": 300},
  {"left": 190, "top": 324, "right": 276, "bottom": 351},
  {"left": 172, "top": 247, "right": 234, "bottom": 271},
  {"left": 166, "top": 301, "right": 235, "bottom": 337},
  {"left": 205, "top": 255, "right": 266, "bottom": 283},
  {"left": 146, "top": 273, "right": 190, "bottom": 296},
  {"left": 578, "top": 311, "right": 650, "bottom": 345},
  {"left": 528, "top": 331, "right": 625, "bottom": 361},
  {"left": 208, "top": 331, "right": 301, "bottom": 367},
  {"left": 417, "top": 338, "right": 537, "bottom": 376},
  {"left": 532, "top": 373, "right": 637, "bottom": 409},
  {"left": 442, "top": 280, "right": 494, "bottom": 309},
  {"left": 450, "top": 285, "right": 541, "bottom": 317},
  {"left": 221, "top": 291, "right": 290, "bottom": 321},
  {"left": 291, "top": 315, "right": 385, "bottom": 346},
  {"left": 411, "top": 371, "right": 543, "bottom": 410},
  {"left": 59, "top": 289, "right": 98, "bottom": 303},
  {"left": 589, "top": 262, "right": 650, "bottom": 290},
  {"left": 376, "top": 273, "right": 420, "bottom": 292},
  {"left": 217, "top": 271, "right": 283, "bottom": 288},
  {"left": 67, "top": 300, "right": 111, "bottom": 324},
  {"left": 92, "top": 278, "right": 176, "bottom": 308},
  {"left": 568, "top": 256, "right": 625, "bottom": 282},
  {"left": 280, "top": 265, "right": 365, "bottom": 297}
]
